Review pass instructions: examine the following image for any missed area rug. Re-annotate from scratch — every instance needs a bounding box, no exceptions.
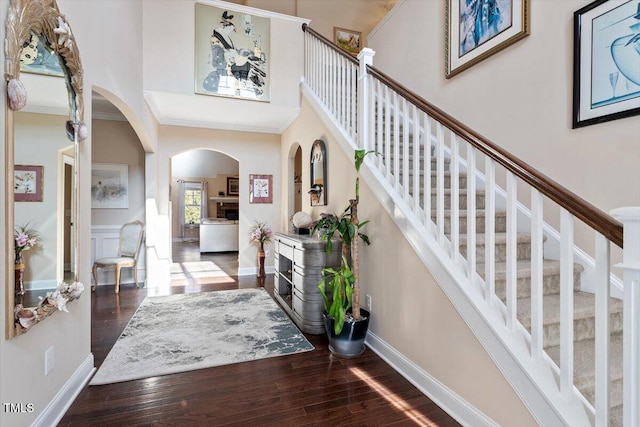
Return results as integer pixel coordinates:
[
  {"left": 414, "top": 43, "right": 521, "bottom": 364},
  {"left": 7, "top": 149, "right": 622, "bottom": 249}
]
[{"left": 90, "top": 288, "right": 314, "bottom": 385}]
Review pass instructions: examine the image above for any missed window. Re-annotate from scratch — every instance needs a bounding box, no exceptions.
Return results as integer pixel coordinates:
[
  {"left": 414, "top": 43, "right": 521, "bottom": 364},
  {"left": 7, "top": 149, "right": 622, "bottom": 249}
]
[{"left": 184, "top": 185, "right": 202, "bottom": 225}]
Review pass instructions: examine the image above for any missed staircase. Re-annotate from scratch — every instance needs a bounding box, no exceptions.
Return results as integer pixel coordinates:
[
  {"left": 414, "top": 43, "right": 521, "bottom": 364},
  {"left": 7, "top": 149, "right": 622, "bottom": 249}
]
[
  {"left": 419, "top": 143, "right": 626, "bottom": 426},
  {"left": 301, "top": 23, "right": 636, "bottom": 426}
]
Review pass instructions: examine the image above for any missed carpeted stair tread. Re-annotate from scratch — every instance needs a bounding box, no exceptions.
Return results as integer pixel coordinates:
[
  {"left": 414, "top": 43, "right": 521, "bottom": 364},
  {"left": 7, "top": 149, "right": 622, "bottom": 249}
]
[
  {"left": 516, "top": 290, "right": 623, "bottom": 348},
  {"left": 478, "top": 259, "right": 583, "bottom": 281},
  {"left": 458, "top": 232, "right": 536, "bottom": 262},
  {"left": 516, "top": 290, "right": 624, "bottom": 331},
  {"left": 545, "top": 332, "right": 624, "bottom": 408}
]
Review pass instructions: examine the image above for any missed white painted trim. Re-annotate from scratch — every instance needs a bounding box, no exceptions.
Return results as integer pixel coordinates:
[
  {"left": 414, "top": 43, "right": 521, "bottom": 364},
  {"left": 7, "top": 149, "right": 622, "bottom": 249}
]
[
  {"left": 365, "top": 332, "right": 498, "bottom": 427},
  {"left": 198, "top": 0, "right": 311, "bottom": 25},
  {"left": 157, "top": 117, "right": 286, "bottom": 135},
  {"left": 32, "top": 353, "right": 95, "bottom": 427}
]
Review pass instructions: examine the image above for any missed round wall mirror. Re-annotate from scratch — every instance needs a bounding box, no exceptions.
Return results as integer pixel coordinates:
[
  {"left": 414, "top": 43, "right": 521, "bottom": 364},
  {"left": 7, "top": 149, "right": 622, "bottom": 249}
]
[{"left": 5, "top": 0, "right": 86, "bottom": 339}]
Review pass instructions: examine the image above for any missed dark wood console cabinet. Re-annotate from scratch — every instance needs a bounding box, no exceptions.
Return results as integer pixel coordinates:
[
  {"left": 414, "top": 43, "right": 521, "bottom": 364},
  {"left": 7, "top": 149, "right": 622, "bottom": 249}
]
[{"left": 273, "top": 232, "right": 341, "bottom": 334}]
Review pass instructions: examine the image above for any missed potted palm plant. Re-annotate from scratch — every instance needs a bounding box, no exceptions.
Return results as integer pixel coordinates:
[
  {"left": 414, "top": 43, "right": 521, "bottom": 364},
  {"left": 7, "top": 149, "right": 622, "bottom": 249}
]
[{"left": 314, "top": 149, "right": 375, "bottom": 357}]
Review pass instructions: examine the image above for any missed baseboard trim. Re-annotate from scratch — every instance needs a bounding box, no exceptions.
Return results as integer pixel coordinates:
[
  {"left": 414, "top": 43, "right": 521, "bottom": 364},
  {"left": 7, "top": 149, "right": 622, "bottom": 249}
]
[
  {"left": 32, "top": 353, "right": 95, "bottom": 427},
  {"left": 365, "top": 332, "right": 498, "bottom": 427}
]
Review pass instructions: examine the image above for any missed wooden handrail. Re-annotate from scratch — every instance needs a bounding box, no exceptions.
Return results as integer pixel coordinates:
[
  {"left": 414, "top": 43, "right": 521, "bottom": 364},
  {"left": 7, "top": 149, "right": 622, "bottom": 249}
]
[
  {"left": 302, "top": 23, "right": 359, "bottom": 65},
  {"left": 300, "top": 24, "right": 623, "bottom": 248},
  {"left": 366, "top": 65, "right": 623, "bottom": 248}
]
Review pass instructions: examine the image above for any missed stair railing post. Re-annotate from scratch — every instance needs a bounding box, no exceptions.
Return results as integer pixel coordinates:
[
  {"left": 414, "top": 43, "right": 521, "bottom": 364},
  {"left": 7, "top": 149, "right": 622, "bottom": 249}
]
[
  {"left": 357, "top": 48, "right": 375, "bottom": 151},
  {"left": 611, "top": 206, "right": 640, "bottom": 427}
]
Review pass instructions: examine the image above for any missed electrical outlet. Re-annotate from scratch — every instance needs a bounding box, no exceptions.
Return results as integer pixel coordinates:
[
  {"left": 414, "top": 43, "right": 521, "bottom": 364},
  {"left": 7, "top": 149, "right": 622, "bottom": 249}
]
[
  {"left": 45, "top": 346, "right": 54, "bottom": 375},
  {"left": 365, "top": 295, "right": 372, "bottom": 312}
]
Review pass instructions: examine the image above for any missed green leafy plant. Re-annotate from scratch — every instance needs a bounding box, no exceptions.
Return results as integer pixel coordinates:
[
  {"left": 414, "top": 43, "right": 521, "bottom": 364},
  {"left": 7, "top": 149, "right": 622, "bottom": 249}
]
[{"left": 316, "top": 149, "right": 377, "bottom": 334}]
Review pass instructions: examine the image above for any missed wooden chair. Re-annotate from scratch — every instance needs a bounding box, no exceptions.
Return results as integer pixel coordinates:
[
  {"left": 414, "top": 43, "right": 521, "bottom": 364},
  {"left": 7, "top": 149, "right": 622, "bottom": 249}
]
[{"left": 92, "top": 220, "right": 145, "bottom": 293}]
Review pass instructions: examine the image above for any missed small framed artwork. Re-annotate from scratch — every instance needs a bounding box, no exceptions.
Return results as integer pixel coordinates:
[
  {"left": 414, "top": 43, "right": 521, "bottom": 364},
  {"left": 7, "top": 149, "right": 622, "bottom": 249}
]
[
  {"left": 573, "top": 0, "right": 640, "bottom": 128},
  {"left": 445, "top": 0, "right": 530, "bottom": 78},
  {"left": 91, "top": 163, "right": 129, "bottom": 209},
  {"left": 249, "top": 174, "right": 272, "bottom": 204},
  {"left": 227, "top": 177, "right": 239, "bottom": 196},
  {"left": 334, "top": 27, "right": 362, "bottom": 54},
  {"left": 14, "top": 165, "right": 44, "bottom": 202}
]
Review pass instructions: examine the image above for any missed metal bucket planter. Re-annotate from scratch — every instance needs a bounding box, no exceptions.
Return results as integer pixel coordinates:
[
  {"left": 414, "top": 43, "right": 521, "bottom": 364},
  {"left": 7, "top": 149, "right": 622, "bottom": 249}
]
[{"left": 323, "top": 308, "right": 370, "bottom": 358}]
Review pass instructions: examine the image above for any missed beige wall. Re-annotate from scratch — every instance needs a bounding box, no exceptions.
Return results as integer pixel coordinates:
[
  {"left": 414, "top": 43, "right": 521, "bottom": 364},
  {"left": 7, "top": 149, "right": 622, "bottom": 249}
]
[
  {"left": 91, "top": 119, "right": 146, "bottom": 227},
  {"left": 281, "top": 97, "right": 537, "bottom": 426}
]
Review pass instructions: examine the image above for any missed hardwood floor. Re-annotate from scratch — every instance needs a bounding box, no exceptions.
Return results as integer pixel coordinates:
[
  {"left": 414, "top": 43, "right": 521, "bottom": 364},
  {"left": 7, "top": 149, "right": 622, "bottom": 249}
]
[{"left": 59, "top": 242, "right": 461, "bottom": 426}]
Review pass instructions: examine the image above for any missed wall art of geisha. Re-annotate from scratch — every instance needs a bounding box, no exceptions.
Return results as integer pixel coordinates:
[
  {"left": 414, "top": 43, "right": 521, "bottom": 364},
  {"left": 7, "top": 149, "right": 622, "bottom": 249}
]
[{"left": 195, "top": 3, "right": 270, "bottom": 101}]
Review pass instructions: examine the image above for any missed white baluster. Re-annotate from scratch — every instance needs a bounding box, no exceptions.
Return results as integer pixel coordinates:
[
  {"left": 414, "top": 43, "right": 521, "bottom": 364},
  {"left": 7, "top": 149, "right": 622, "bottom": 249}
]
[
  {"left": 402, "top": 98, "right": 410, "bottom": 201},
  {"left": 595, "top": 233, "right": 610, "bottom": 427},
  {"left": 384, "top": 86, "right": 391, "bottom": 182},
  {"left": 466, "top": 145, "right": 476, "bottom": 282},
  {"left": 351, "top": 63, "right": 357, "bottom": 141},
  {"left": 436, "top": 123, "right": 445, "bottom": 244},
  {"left": 611, "top": 207, "right": 640, "bottom": 427},
  {"left": 506, "top": 172, "right": 517, "bottom": 330},
  {"left": 357, "top": 48, "right": 374, "bottom": 152},
  {"left": 484, "top": 157, "right": 495, "bottom": 302},
  {"left": 560, "top": 208, "right": 574, "bottom": 396},
  {"left": 530, "top": 189, "right": 544, "bottom": 362},
  {"left": 412, "top": 105, "right": 420, "bottom": 213},
  {"left": 451, "top": 133, "right": 460, "bottom": 261},
  {"left": 393, "top": 92, "right": 400, "bottom": 189},
  {"left": 376, "top": 80, "right": 383, "bottom": 172},
  {"left": 424, "top": 116, "right": 432, "bottom": 228}
]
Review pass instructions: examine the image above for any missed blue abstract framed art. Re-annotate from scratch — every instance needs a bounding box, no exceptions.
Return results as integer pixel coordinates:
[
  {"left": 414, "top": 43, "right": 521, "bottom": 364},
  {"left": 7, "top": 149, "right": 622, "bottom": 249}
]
[
  {"left": 446, "top": 0, "right": 530, "bottom": 78},
  {"left": 573, "top": 0, "right": 640, "bottom": 128}
]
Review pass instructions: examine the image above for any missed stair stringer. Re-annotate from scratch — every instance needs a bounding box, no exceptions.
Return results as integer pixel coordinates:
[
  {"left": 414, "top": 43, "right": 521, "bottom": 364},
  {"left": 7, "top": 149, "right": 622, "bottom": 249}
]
[{"left": 301, "top": 81, "right": 593, "bottom": 427}]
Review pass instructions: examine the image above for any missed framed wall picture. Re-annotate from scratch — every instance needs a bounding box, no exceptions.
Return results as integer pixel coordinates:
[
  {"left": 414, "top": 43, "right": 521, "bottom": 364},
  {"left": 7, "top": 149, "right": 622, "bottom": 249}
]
[
  {"left": 445, "top": 0, "right": 530, "bottom": 78},
  {"left": 227, "top": 176, "right": 239, "bottom": 196},
  {"left": 14, "top": 165, "right": 44, "bottom": 202},
  {"left": 91, "top": 163, "right": 129, "bottom": 209},
  {"left": 334, "top": 27, "right": 362, "bottom": 54},
  {"left": 573, "top": 0, "right": 640, "bottom": 128},
  {"left": 194, "top": 2, "right": 270, "bottom": 101},
  {"left": 249, "top": 174, "right": 272, "bottom": 204}
]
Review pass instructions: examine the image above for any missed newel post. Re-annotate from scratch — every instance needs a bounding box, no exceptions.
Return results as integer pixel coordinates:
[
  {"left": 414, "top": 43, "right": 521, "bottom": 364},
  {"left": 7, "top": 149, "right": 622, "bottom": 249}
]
[
  {"left": 611, "top": 206, "right": 640, "bottom": 427},
  {"left": 357, "top": 48, "right": 375, "bottom": 152}
]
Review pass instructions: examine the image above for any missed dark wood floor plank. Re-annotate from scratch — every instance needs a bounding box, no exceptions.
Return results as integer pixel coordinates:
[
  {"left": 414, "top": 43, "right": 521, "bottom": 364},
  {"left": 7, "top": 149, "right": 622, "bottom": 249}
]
[{"left": 59, "top": 243, "right": 461, "bottom": 426}]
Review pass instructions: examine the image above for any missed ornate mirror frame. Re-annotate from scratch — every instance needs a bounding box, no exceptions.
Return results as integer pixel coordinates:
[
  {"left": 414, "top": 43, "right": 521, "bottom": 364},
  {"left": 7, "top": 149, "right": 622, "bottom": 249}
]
[{"left": 5, "top": 0, "right": 87, "bottom": 339}]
